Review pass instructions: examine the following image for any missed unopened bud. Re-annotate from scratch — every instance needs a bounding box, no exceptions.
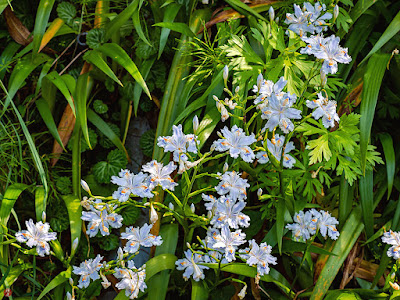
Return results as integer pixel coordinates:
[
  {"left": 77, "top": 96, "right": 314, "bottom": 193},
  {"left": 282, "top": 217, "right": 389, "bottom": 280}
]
[
  {"left": 393, "top": 49, "right": 399, "bottom": 55},
  {"left": 72, "top": 238, "right": 79, "bottom": 253},
  {"left": 41, "top": 211, "right": 46, "bottom": 223},
  {"left": 275, "top": 17, "right": 279, "bottom": 23},
  {"left": 333, "top": 5, "right": 339, "bottom": 21},
  {"left": 150, "top": 204, "right": 158, "bottom": 224},
  {"left": 213, "top": 95, "right": 219, "bottom": 101},
  {"left": 80, "top": 179, "right": 91, "bottom": 194},
  {"left": 210, "top": 144, "right": 216, "bottom": 152},
  {"left": 186, "top": 242, "right": 191, "bottom": 248},
  {"left": 257, "top": 74, "right": 263, "bottom": 92},
  {"left": 320, "top": 70, "right": 327, "bottom": 86},
  {"left": 207, "top": 211, "right": 213, "bottom": 219},
  {"left": 238, "top": 285, "right": 247, "bottom": 299},
  {"left": 190, "top": 203, "right": 195, "bottom": 214},
  {"left": 257, "top": 188, "right": 263, "bottom": 198},
  {"left": 269, "top": 6, "right": 275, "bottom": 22},
  {"left": 101, "top": 273, "right": 111, "bottom": 289},
  {"left": 223, "top": 65, "right": 229, "bottom": 83},
  {"left": 66, "top": 292, "right": 72, "bottom": 300},
  {"left": 169, "top": 202, "right": 174, "bottom": 211},
  {"left": 223, "top": 162, "right": 229, "bottom": 173},
  {"left": 390, "top": 281, "right": 400, "bottom": 290},
  {"left": 117, "top": 247, "right": 124, "bottom": 261},
  {"left": 69, "top": 278, "right": 74, "bottom": 287},
  {"left": 193, "top": 115, "right": 199, "bottom": 133},
  {"left": 235, "top": 86, "right": 240, "bottom": 94}
]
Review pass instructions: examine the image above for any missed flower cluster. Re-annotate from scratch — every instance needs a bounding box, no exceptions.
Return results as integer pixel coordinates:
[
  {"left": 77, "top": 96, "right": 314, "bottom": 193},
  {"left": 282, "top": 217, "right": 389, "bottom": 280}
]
[
  {"left": 15, "top": 219, "right": 57, "bottom": 257},
  {"left": 286, "top": 209, "right": 340, "bottom": 241}
]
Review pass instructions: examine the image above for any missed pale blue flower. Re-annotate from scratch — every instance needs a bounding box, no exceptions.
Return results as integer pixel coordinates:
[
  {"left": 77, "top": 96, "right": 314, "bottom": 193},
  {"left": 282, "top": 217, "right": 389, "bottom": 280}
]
[
  {"left": 206, "top": 225, "right": 246, "bottom": 262},
  {"left": 239, "top": 240, "right": 277, "bottom": 276},
  {"left": 253, "top": 77, "right": 287, "bottom": 109},
  {"left": 286, "top": 210, "right": 318, "bottom": 241},
  {"left": 306, "top": 92, "right": 340, "bottom": 128},
  {"left": 382, "top": 230, "right": 400, "bottom": 260},
  {"left": 121, "top": 223, "right": 163, "bottom": 253},
  {"left": 114, "top": 261, "right": 146, "bottom": 299},
  {"left": 211, "top": 198, "right": 250, "bottom": 229},
  {"left": 111, "top": 170, "right": 153, "bottom": 201},
  {"left": 142, "top": 160, "right": 177, "bottom": 191},
  {"left": 301, "top": 35, "right": 351, "bottom": 74},
  {"left": 72, "top": 254, "right": 103, "bottom": 288},
  {"left": 15, "top": 219, "right": 57, "bottom": 257},
  {"left": 257, "top": 134, "right": 296, "bottom": 168},
  {"left": 157, "top": 124, "right": 198, "bottom": 163},
  {"left": 175, "top": 250, "right": 209, "bottom": 281},
  {"left": 81, "top": 204, "right": 123, "bottom": 237},
  {"left": 212, "top": 125, "right": 257, "bottom": 162},
  {"left": 215, "top": 171, "right": 250, "bottom": 201},
  {"left": 314, "top": 210, "right": 340, "bottom": 240},
  {"left": 202, "top": 194, "right": 219, "bottom": 211},
  {"left": 260, "top": 93, "right": 302, "bottom": 133}
]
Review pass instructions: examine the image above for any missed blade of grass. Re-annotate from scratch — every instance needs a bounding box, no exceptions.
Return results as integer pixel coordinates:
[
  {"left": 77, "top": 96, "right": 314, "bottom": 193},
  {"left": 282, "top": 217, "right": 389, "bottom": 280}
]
[
  {"left": 359, "top": 169, "right": 374, "bottom": 238},
  {"left": 224, "top": 0, "right": 267, "bottom": 22},
  {"left": 133, "top": 58, "right": 155, "bottom": 117},
  {"left": 37, "top": 267, "right": 71, "bottom": 300},
  {"left": 379, "top": 133, "right": 395, "bottom": 200},
  {"left": 157, "top": 3, "right": 182, "bottom": 58},
  {"left": 61, "top": 195, "right": 82, "bottom": 259},
  {"left": 132, "top": 1, "right": 151, "bottom": 46},
  {"left": 191, "top": 280, "right": 208, "bottom": 300},
  {"left": 75, "top": 73, "right": 93, "bottom": 149},
  {"left": 154, "top": 22, "right": 196, "bottom": 38},
  {"left": 104, "top": 0, "right": 139, "bottom": 41},
  {"left": 32, "top": 0, "right": 55, "bottom": 54},
  {"left": 84, "top": 50, "right": 123, "bottom": 86},
  {"left": 39, "top": 18, "right": 64, "bottom": 52},
  {"left": 339, "top": 174, "right": 352, "bottom": 227},
  {"left": 359, "top": 53, "right": 390, "bottom": 173},
  {"left": 45, "top": 71, "right": 76, "bottom": 116}
]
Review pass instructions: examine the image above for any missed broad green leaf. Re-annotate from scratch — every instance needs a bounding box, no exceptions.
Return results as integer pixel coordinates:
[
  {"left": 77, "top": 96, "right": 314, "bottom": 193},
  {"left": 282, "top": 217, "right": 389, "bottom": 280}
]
[
  {"left": 45, "top": 71, "right": 76, "bottom": 115},
  {"left": 158, "top": 3, "right": 181, "bottom": 58},
  {"left": 3, "top": 54, "right": 50, "bottom": 113},
  {"left": 104, "top": 0, "right": 139, "bottom": 40},
  {"left": 311, "top": 207, "right": 364, "bottom": 299},
  {"left": 0, "top": 184, "right": 29, "bottom": 231},
  {"left": 359, "top": 53, "right": 390, "bottom": 172},
  {"left": 339, "top": 174, "right": 352, "bottom": 227},
  {"left": 191, "top": 280, "right": 208, "bottom": 300},
  {"left": 132, "top": 0, "right": 151, "bottom": 46},
  {"left": 37, "top": 267, "right": 71, "bottom": 300},
  {"left": 0, "top": 42, "right": 21, "bottom": 80},
  {"left": 36, "top": 98, "right": 66, "bottom": 150},
  {"left": 279, "top": 239, "right": 337, "bottom": 257},
  {"left": 154, "top": 21, "right": 195, "bottom": 40},
  {"left": 360, "top": 10, "right": 400, "bottom": 64},
  {"left": 349, "top": 0, "right": 378, "bottom": 24},
  {"left": 84, "top": 50, "right": 123, "bottom": 86},
  {"left": 32, "top": 0, "right": 56, "bottom": 54},
  {"left": 97, "top": 43, "right": 150, "bottom": 98},
  {"left": 34, "top": 186, "right": 46, "bottom": 222},
  {"left": 379, "top": 133, "right": 395, "bottom": 199},
  {"left": 61, "top": 195, "right": 82, "bottom": 259},
  {"left": 224, "top": 0, "right": 267, "bottom": 21},
  {"left": 359, "top": 169, "right": 374, "bottom": 238},
  {"left": 87, "top": 108, "right": 128, "bottom": 159},
  {"left": 75, "top": 73, "right": 93, "bottom": 150}
]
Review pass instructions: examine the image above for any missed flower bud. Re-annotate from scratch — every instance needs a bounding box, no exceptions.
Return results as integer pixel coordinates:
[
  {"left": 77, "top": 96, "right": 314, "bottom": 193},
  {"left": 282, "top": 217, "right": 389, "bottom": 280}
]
[
  {"left": 235, "top": 86, "right": 240, "bottom": 94},
  {"left": 117, "top": 247, "right": 124, "bottom": 261},
  {"left": 207, "top": 211, "right": 213, "bottom": 219},
  {"left": 238, "top": 285, "right": 247, "bottom": 299},
  {"left": 80, "top": 179, "right": 91, "bottom": 195},
  {"left": 193, "top": 115, "right": 199, "bottom": 133},
  {"left": 223, "top": 162, "right": 229, "bottom": 173},
  {"left": 269, "top": 6, "right": 275, "bottom": 22},
  {"left": 275, "top": 17, "right": 279, "bottom": 23},
  {"left": 169, "top": 202, "right": 175, "bottom": 211},
  {"left": 101, "top": 273, "right": 111, "bottom": 289},
  {"left": 72, "top": 238, "right": 79, "bottom": 253},
  {"left": 320, "top": 70, "right": 327, "bottom": 86},
  {"left": 190, "top": 203, "right": 195, "bottom": 214},
  {"left": 66, "top": 292, "right": 72, "bottom": 300},
  {"left": 41, "top": 211, "right": 46, "bottom": 223},
  {"left": 223, "top": 65, "right": 229, "bottom": 83},
  {"left": 213, "top": 95, "right": 219, "bottom": 101},
  {"left": 257, "top": 74, "right": 263, "bottom": 92},
  {"left": 69, "top": 278, "right": 74, "bottom": 287},
  {"left": 150, "top": 204, "right": 158, "bottom": 224},
  {"left": 333, "top": 5, "right": 339, "bottom": 21},
  {"left": 257, "top": 188, "right": 263, "bottom": 198},
  {"left": 210, "top": 144, "right": 216, "bottom": 152},
  {"left": 390, "top": 281, "right": 400, "bottom": 290}
]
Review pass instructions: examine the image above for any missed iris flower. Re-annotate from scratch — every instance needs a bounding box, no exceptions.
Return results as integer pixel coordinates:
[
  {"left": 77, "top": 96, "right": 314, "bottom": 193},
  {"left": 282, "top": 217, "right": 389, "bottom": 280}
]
[
  {"left": 81, "top": 204, "right": 123, "bottom": 237},
  {"left": 256, "top": 134, "right": 296, "bottom": 168},
  {"left": 239, "top": 240, "right": 277, "bottom": 276},
  {"left": 120, "top": 223, "right": 163, "bottom": 253},
  {"left": 142, "top": 160, "right": 177, "bottom": 191},
  {"left": 175, "top": 250, "right": 209, "bottom": 281},
  {"left": 306, "top": 92, "right": 340, "bottom": 128},
  {"left": 114, "top": 261, "right": 147, "bottom": 299},
  {"left": 72, "top": 255, "right": 103, "bottom": 288},
  {"left": 215, "top": 171, "right": 250, "bottom": 201},
  {"left": 207, "top": 225, "right": 246, "bottom": 262},
  {"left": 382, "top": 230, "right": 400, "bottom": 260}
]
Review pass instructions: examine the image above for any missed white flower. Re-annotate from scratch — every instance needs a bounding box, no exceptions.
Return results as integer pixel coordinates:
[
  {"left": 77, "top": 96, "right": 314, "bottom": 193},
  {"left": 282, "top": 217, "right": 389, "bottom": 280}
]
[
  {"left": 193, "top": 115, "right": 199, "bottom": 133},
  {"left": 382, "top": 230, "right": 400, "bottom": 259},
  {"left": 121, "top": 223, "right": 163, "bottom": 253},
  {"left": 306, "top": 92, "right": 340, "bottom": 128},
  {"left": 81, "top": 204, "right": 123, "bottom": 237},
  {"left": 111, "top": 170, "right": 154, "bottom": 201},
  {"left": 215, "top": 171, "right": 250, "bottom": 201},
  {"left": 114, "top": 261, "right": 147, "bottom": 299},
  {"left": 213, "top": 125, "right": 257, "bottom": 162},
  {"left": 239, "top": 240, "right": 277, "bottom": 276},
  {"left": 285, "top": 210, "right": 318, "bottom": 241},
  {"left": 256, "top": 134, "right": 296, "bottom": 168},
  {"left": 150, "top": 204, "right": 158, "bottom": 224},
  {"left": 206, "top": 225, "right": 246, "bottom": 262},
  {"left": 157, "top": 124, "right": 198, "bottom": 163},
  {"left": 175, "top": 250, "right": 209, "bottom": 281},
  {"left": 142, "top": 160, "right": 177, "bottom": 191},
  {"left": 211, "top": 198, "right": 250, "bottom": 229},
  {"left": 202, "top": 194, "right": 219, "bottom": 211},
  {"left": 254, "top": 77, "right": 287, "bottom": 110},
  {"left": 72, "top": 254, "right": 103, "bottom": 288},
  {"left": 313, "top": 209, "right": 340, "bottom": 240},
  {"left": 15, "top": 219, "right": 57, "bottom": 257}
]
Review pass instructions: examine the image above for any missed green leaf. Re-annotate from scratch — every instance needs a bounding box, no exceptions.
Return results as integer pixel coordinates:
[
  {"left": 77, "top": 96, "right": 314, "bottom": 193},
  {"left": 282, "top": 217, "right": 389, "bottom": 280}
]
[
  {"left": 61, "top": 195, "right": 82, "bottom": 258},
  {"left": 146, "top": 253, "right": 177, "bottom": 280},
  {"left": 97, "top": 43, "right": 150, "bottom": 99},
  {"left": 191, "top": 280, "right": 208, "bottom": 300},
  {"left": 349, "top": 0, "right": 377, "bottom": 24},
  {"left": 45, "top": 71, "right": 76, "bottom": 116},
  {"left": 158, "top": 4, "right": 181, "bottom": 58},
  {"left": 86, "top": 28, "right": 106, "bottom": 49},
  {"left": 132, "top": 1, "right": 151, "bottom": 46},
  {"left": 307, "top": 134, "right": 331, "bottom": 164},
  {"left": 224, "top": 0, "right": 267, "bottom": 21},
  {"left": 36, "top": 98, "right": 66, "bottom": 151},
  {"left": 34, "top": 186, "right": 46, "bottom": 222},
  {"left": 360, "top": 10, "right": 400, "bottom": 64},
  {"left": 105, "top": 1, "right": 139, "bottom": 41},
  {"left": 120, "top": 205, "right": 140, "bottom": 226},
  {"left": 154, "top": 22, "right": 195, "bottom": 38},
  {"left": 276, "top": 197, "right": 285, "bottom": 254},
  {"left": 37, "top": 267, "right": 71, "bottom": 300},
  {"left": 311, "top": 206, "right": 364, "bottom": 299},
  {"left": 359, "top": 53, "right": 390, "bottom": 172},
  {"left": 87, "top": 108, "right": 129, "bottom": 159},
  {"left": 379, "top": 133, "right": 395, "bottom": 199},
  {"left": 75, "top": 73, "right": 93, "bottom": 150},
  {"left": 339, "top": 174, "right": 352, "bottom": 226},
  {"left": 93, "top": 149, "right": 128, "bottom": 184},
  {"left": 93, "top": 99, "right": 108, "bottom": 114},
  {"left": 97, "top": 234, "right": 119, "bottom": 251},
  {"left": 359, "top": 169, "right": 374, "bottom": 238},
  {"left": 0, "top": 265, "right": 32, "bottom": 299},
  {"left": 57, "top": 2, "right": 76, "bottom": 24},
  {"left": 32, "top": 0, "right": 56, "bottom": 54}
]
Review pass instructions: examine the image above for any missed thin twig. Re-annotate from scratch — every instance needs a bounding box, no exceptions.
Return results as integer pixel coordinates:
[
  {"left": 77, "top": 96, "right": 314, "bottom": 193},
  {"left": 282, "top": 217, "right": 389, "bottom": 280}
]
[{"left": 59, "top": 48, "right": 88, "bottom": 75}]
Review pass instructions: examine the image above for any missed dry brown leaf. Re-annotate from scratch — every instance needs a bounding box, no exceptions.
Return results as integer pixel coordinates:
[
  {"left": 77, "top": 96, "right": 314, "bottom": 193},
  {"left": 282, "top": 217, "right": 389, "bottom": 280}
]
[{"left": 4, "top": 6, "right": 33, "bottom": 45}]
